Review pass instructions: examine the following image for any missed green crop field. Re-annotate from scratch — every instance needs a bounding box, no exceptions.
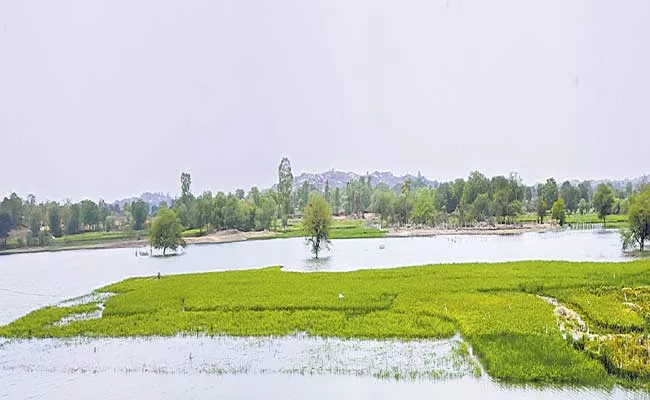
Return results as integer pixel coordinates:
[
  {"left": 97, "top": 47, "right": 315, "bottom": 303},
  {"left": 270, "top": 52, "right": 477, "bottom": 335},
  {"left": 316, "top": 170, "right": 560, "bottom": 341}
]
[{"left": 5, "top": 260, "right": 650, "bottom": 385}]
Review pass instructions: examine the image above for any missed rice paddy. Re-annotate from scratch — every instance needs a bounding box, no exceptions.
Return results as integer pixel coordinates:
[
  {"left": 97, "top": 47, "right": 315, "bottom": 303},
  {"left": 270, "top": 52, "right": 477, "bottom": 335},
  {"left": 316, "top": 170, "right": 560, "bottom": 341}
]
[{"left": 4, "top": 259, "right": 650, "bottom": 386}]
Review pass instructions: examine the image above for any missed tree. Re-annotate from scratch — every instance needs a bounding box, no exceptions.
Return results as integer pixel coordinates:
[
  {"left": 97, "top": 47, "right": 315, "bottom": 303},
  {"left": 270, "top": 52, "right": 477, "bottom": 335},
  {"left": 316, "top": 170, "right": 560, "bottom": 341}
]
[
  {"left": 542, "top": 178, "right": 559, "bottom": 211},
  {"left": 536, "top": 198, "right": 547, "bottom": 224},
  {"left": 181, "top": 172, "right": 193, "bottom": 202},
  {"left": 131, "top": 200, "right": 149, "bottom": 230},
  {"left": 332, "top": 188, "right": 342, "bottom": 214},
  {"left": 622, "top": 187, "right": 650, "bottom": 251},
  {"left": 65, "top": 204, "right": 81, "bottom": 235},
  {"left": 48, "top": 204, "right": 62, "bottom": 237},
  {"left": 324, "top": 180, "right": 331, "bottom": 205},
  {"left": 80, "top": 199, "right": 100, "bottom": 231},
  {"left": 560, "top": 181, "right": 580, "bottom": 213},
  {"left": 578, "top": 181, "right": 593, "bottom": 202},
  {"left": 592, "top": 184, "right": 615, "bottom": 226},
  {"left": 1, "top": 193, "right": 23, "bottom": 228},
  {"left": 0, "top": 212, "right": 11, "bottom": 247},
  {"left": 371, "top": 185, "right": 394, "bottom": 227},
  {"left": 578, "top": 198, "right": 589, "bottom": 215},
  {"left": 411, "top": 188, "right": 436, "bottom": 226},
  {"left": 551, "top": 198, "right": 567, "bottom": 226},
  {"left": 28, "top": 210, "right": 42, "bottom": 243},
  {"left": 302, "top": 195, "right": 332, "bottom": 259},
  {"left": 248, "top": 186, "right": 262, "bottom": 207},
  {"left": 256, "top": 194, "right": 278, "bottom": 230},
  {"left": 278, "top": 157, "right": 293, "bottom": 229},
  {"left": 150, "top": 208, "right": 185, "bottom": 256}
]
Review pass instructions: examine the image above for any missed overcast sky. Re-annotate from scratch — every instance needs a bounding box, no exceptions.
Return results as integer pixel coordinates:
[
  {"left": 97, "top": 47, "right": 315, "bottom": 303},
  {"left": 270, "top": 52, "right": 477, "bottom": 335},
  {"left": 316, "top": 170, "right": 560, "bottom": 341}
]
[{"left": 1, "top": 0, "right": 649, "bottom": 202}]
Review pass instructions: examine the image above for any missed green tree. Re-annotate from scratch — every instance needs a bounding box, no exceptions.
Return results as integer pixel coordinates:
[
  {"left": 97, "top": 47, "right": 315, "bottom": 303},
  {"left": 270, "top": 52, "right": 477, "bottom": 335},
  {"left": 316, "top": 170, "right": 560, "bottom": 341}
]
[
  {"left": 196, "top": 192, "right": 213, "bottom": 233},
  {"left": 80, "top": 199, "right": 100, "bottom": 231},
  {"left": 411, "top": 188, "right": 436, "bottom": 226},
  {"left": 255, "top": 194, "right": 277, "bottom": 230},
  {"left": 578, "top": 198, "right": 589, "bottom": 215},
  {"left": 542, "top": 178, "right": 559, "bottom": 210},
  {"left": 560, "top": 181, "right": 580, "bottom": 213},
  {"left": 65, "top": 204, "right": 81, "bottom": 235},
  {"left": 622, "top": 187, "right": 650, "bottom": 251},
  {"left": 324, "top": 180, "right": 331, "bottom": 205},
  {"left": 302, "top": 195, "right": 332, "bottom": 259},
  {"left": 48, "top": 204, "right": 62, "bottom": 237},
  {"left": 551, "top": 198, "right": 567, "bottom": 226},
  {"left": 28, "top": 210, "right": 42, "bottom": 243},
  {"left": 131, "top": 200, "right": 149, "bottom": 230},
  {"left": 592, "top": 184, "right": 615, "bottom": 226},
  {"left": 536, "top": 198, "right": 547, "bottom": 224},
  {"left": 181, "top": 172, "right": 193, "bottom": 202},
  {"left": 371, "top": 185, "right": 394, "bottom": 227},
  {"left": 332, "top": 187, "right": 342, "bottom": 215},
  {"left": 248, "top": 186, "right": 262, "bottom": 207},
  {"left": 150, "top": 208, "right": 185, "bottom": 256},
  {"left": 1, "top": 193, "right": 23, "bottom": 228},
  {"left": 278, "top": 157, "right": 293, "bottom": 229},
  {"left": 0, "top": 212, "right": 11, "bottom": 247}
]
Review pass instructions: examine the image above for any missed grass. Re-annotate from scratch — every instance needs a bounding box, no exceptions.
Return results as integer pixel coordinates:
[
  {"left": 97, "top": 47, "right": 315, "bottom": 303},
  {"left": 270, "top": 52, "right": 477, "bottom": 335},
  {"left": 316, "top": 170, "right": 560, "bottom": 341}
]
[
  {"left": 7, "top": 260, "right": 650, "bottom": 385},
  {"left": 52, "top": 230, "right": 149, "bottom": 246},
  {"left": 274, "top": 218, "right": 386, "bottom": 239},
  {"left": 516, "top": 213, "right": 629, "bottom": 229}
]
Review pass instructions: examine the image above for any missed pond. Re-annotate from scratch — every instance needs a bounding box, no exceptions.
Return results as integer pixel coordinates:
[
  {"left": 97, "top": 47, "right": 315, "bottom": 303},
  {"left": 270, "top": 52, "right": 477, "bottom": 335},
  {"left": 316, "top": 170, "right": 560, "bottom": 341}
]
[
  {"left": 1, "top": 230, "right": 643, "bottom": 399},
  {"left": 0, "top": 230, "right": 626, "bottom": 325}
]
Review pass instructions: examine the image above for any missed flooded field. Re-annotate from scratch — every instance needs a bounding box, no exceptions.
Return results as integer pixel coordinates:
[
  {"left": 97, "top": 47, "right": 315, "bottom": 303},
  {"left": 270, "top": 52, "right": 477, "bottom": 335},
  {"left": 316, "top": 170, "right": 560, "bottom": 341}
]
[{"left": 0, "top": 231, "right": 626, "bottom": 325}]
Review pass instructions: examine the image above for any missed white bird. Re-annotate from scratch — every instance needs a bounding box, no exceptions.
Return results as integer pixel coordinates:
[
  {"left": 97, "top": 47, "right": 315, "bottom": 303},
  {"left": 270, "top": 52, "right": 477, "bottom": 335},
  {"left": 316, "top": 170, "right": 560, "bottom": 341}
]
[{"left": 338, "top": 293, "right": 344, "bottom": 300}]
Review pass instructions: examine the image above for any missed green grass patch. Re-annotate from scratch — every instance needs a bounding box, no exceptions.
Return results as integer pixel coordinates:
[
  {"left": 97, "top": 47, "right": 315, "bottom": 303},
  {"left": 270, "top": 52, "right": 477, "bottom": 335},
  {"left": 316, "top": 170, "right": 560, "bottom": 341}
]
[
  {"left": 274, "top": 218, "right": 385, "bottom": 239},
  {"left": 7, "top": 260, "right": 650, "bottom": 385},
  {"left": 53, "top": 230, "right": 149, "bottom": 246}
]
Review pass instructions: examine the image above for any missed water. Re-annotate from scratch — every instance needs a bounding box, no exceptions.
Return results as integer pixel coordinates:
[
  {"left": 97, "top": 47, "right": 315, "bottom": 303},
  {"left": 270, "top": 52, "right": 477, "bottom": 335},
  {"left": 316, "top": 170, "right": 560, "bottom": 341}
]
[
  {"left": 1, "top": 231, "right": 643, "bottom": 399},
  {"left": 1, "top": 335, "right": 647, "bottom": 400},
  {"left": 0, "top": 231, "right": 626, "bottom": 325}
]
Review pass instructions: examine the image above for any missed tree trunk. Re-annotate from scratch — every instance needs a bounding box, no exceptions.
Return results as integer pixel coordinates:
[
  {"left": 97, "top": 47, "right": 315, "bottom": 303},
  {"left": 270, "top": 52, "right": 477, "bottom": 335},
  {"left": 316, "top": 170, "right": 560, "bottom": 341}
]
[{"left": 163, "top": 247, "right": 167, "bottom": 256}]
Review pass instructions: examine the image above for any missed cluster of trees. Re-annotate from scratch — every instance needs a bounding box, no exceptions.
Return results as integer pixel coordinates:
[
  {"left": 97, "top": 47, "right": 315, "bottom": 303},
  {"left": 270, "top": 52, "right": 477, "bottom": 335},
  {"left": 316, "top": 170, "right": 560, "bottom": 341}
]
[
  {"left": 305, "top": 173, "right": 633, "bottom": 228},
  {"left": 2, "top": 156, "right": 645, "bottom": 250},
  {"left": 0, "top": 192, "right": 150, "bottom": 249}
]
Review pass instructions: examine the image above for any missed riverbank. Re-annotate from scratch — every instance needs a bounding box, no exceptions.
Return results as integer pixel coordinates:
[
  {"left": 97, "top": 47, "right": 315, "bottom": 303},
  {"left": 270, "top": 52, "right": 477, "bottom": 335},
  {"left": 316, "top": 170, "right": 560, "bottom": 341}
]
[{"left": 4, "top": 260, "right": 650, "bottom": 387}]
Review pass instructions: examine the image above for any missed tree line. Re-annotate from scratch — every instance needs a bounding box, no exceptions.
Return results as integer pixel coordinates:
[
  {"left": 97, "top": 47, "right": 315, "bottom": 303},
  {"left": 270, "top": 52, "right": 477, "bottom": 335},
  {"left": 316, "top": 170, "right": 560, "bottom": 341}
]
[{"left": 0, "top": 157, "right": 644, "bottom": 249}]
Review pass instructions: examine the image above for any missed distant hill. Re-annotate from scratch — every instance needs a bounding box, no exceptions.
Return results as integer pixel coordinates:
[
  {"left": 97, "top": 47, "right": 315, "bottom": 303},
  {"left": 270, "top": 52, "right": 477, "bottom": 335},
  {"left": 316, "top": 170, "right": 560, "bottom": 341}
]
[
  {"left": 111, "top": 192, "right": 173, "bottom": 212},
  {"left": 293, "top": 170, "right": 438, "bottom": 191}
]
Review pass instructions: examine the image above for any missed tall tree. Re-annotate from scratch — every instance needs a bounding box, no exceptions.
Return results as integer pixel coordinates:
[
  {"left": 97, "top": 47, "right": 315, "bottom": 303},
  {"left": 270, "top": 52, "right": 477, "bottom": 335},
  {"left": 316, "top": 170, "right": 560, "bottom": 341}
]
[
  {"left": 592, "top": 184, "right": 615, "bottom": 226},
  {"left": 302, "top": 195, "right": 332, "bottom": 259},
  {"left": 48, "top": 204, "right": 62, "bottom": 237},
  {"left": 536, "top": 198, "right": 547, "bottom": 224},
  {"left": 65, "top": 204, "right": 81, "bottom": 235},
  {"left": 551, "top": 198, "right": 567, "bottom": 226},
  {"left": 332, "top": 187, "right": 342, "bottom": 214},
  {"left": 542, "top": 178, "right": 559, "bottom": 211},
  {"left": 181, "top": 172, "right": 193, "bottom": 202},
  {"left": 131, "top": 200, "right": 149, "bottom": 230},
  {"left": 150, "top": 208, "right": 185, "bottom": 256},
  {"left": 371, "top": 184, "right": 394, "bottom": 227},
  {"left": 622, "top": 186, "right": 650, "bottom": 251},
  {"left": 0, "top": 212, "right": 11, "bottom": 247},
  {"left": 324, "top": 180, "right": 331, "bottom": 205},
  {"left": 80, "top": 199, "right": 100, "bottom": 231},
  {"left": 277, "top": 157, "right": 293, "bottom": 229}
]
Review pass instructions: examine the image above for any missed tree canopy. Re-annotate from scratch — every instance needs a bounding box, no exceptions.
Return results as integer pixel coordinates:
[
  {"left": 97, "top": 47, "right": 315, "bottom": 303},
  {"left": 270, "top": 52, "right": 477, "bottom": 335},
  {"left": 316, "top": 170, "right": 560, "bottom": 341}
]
[
  {"left": 593, "top": 184, "right": 615, "bottom": 226},
  {"left": 302, "top": 195, "right": 332, "bottom": 259},
  {"left": 150, "top": 208, "right": 185, "bottom": 256}
]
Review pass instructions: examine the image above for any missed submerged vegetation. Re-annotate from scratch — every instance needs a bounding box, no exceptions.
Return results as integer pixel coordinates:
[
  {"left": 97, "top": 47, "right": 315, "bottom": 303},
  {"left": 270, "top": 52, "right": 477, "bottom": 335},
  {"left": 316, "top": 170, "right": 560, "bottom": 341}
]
[{"left": 5, "top": 260, "right": 650, "bottom": 386}]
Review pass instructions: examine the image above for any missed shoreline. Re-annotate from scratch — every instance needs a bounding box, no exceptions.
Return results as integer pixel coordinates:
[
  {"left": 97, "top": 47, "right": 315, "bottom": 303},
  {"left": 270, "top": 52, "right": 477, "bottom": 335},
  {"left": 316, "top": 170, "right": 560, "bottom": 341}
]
[{"left": 0, "top": 223, "right": 564, "bottom": 256}]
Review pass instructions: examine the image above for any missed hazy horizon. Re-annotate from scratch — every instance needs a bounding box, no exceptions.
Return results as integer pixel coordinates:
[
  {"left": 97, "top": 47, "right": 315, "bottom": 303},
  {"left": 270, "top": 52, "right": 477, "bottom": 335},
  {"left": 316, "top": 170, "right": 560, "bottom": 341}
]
[{"left": 2, "top": 1, "right": 649, "bottom": 202}]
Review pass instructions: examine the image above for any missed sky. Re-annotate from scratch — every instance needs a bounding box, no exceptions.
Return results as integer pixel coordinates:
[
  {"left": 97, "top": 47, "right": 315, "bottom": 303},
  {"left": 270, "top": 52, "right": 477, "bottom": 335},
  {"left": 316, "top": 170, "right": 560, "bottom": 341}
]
[{"left": 1, "top": 0, "right": 649, "bottom": 202}]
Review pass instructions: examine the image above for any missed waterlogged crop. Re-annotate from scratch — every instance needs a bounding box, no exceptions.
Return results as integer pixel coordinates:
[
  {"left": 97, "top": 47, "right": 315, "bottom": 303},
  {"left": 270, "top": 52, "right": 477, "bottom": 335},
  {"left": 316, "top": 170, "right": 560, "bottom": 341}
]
[{"left": 4, "top": 260, "right": 650, "bottom": 385}]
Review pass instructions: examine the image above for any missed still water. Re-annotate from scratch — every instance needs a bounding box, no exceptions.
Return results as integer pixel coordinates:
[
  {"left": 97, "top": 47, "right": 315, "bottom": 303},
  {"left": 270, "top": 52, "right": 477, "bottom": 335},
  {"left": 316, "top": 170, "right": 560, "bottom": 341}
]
[
  {"left": 1, "top": 230, "right": 644, "bottom": 399},
  {"left": 0, "top": 230, "right": 626, "bottom": 325}
]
